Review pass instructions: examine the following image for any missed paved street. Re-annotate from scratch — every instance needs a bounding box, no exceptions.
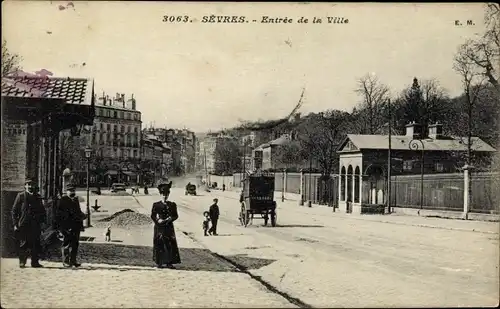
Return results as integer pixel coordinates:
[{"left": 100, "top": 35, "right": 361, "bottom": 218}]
[{"left": 2, "top": 188, "right": 499, "bottom": 308}]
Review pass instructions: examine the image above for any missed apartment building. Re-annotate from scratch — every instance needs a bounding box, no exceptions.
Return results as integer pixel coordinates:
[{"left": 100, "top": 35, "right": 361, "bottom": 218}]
[{"left": 70, "top": 92, "right": 142, "bottom": 185}]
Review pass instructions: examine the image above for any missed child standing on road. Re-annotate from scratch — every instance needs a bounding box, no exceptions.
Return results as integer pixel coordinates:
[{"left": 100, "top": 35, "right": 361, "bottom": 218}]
[{"left": 202, "top": 211, "right": 211, "bottom": 236}]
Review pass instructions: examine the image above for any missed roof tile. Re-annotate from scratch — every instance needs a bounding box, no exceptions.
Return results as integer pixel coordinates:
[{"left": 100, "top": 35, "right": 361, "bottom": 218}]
[
  {"left": 1, "top": 75, "right": 94, "bottom": 105},
  {"left": 344, "top": 134, "right": 496, "bottom": 152}
]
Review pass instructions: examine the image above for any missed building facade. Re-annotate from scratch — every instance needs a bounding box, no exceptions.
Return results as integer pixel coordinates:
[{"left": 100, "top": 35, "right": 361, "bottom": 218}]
[
  {"left": 336, "top": 122, "right": 497, "bottom": 214},
  {"left": 69, "top": 92, "right": 142, "bottom": 186},
  {"left": 142, "top": 127, "right": 196, "bottom": 176},
  {"left": 1, "top": 75, "right": 95, "bottom": 254}
]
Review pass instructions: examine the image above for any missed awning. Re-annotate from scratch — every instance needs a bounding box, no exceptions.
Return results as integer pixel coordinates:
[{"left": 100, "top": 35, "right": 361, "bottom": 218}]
[
  {"left": 105, "top": 170, "right": 118, "bottom": 176},
  {"left": 122, "top": 171, "right": 136, "bottom": 176}
]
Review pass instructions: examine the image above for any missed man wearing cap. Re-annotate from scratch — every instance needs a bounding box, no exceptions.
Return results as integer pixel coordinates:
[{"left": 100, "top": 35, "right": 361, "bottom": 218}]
[
  {"left": 208, "top": 198, "right": 220, "bottom": 236},
  {"left": 54, "top": 184, "right": 86, "bottom": 267},
  {"left": 11, "top": 178, "right": 46, "bottom": 268}
]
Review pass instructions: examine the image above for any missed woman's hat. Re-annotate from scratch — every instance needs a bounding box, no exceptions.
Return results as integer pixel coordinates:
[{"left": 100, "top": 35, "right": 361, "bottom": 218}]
[{"left": 157, "top": 180, "right": 172, "bottom": 191}]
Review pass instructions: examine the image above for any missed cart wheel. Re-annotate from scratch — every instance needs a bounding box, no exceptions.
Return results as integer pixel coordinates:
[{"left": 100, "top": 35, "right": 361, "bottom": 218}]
[
  {"left": 271, "top": 211, "right": 277, "bottom": 227},
  {"left": 244, "top": 211, "right": 250, "bottom": 227}
]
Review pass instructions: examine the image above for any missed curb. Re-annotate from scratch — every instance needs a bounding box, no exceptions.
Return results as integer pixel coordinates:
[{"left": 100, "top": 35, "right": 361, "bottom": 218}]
[{"left": 209, "top": 191, "right": 499, "bottom": 235}]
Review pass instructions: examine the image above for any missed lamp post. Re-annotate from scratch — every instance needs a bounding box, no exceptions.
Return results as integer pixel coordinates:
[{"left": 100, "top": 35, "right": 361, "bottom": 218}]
[
  {"left": 308, "top": 156, "right": 312, "bottom": 207},
  {"left": 409, "top": 139, "right": 424, "bottom": 210},
  {"left": 84, "top": 146, "right": 92, "bottom": 227},
  {"left": 281, "top": 168, "right": 285, "bottom": 202}
]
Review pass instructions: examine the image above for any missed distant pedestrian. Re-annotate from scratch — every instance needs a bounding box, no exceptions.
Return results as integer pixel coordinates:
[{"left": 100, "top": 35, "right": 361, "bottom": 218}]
[
  {"left": 144, "top": 185, "right": 149, "bottom": 195},
  {"left": 208, "top": 198, "right": 220, "bottom": 236},
  {"left": 54, "top": 185, "right": 86, "bottom": 267},
  {"left": 104, "top": 225, "right": 111, "bottom": 242},
  {"left": 202, "top": 211, "right": 210, "bottom": 236},
  {"left": 151, "top": 180, "right": 181, "bottom": 268},
  {"left": 222, "top": 184, "right": 226, "bottom": 192},
  {"left": 11, "top": 179, "right": 46, "bottom": 268}
]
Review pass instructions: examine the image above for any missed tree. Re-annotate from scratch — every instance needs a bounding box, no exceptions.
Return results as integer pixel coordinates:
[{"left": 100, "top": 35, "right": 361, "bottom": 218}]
[
  {"left": 297, "top": 110, "right": 350, "bottom": 177},
  {"left": 213, "top": 138, "right": 242, "bottom": 175},
  {"left": 397, "top": 78, "right": 449, "bottom": 133},
  {"left": 455, "top": 4, "right": 500, "bottom": 94},
  {"left": 354, "top": 74, "right": 390, "bottom": 134},
  {"left": 272, "top": 140, "right": 306, "bottom": 170},
  {"left": 454, "top": 43, "right": 488, "bottom": 165},
  {"left": 2, "top": 40, "right": 22, "bottom": 77}
]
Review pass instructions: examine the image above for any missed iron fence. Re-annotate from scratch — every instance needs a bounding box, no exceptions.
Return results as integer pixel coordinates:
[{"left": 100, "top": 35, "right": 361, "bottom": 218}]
[{"left": 391, "top": 172, "right": 499, "bottom": 214}]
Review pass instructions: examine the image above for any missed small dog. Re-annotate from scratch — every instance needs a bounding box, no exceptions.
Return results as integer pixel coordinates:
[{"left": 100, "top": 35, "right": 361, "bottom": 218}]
[
  {"left": 202, "top": 211, "right": 211, "bottom": 236},
  {"left": 104, "top": 225, "right": 111, "bottom": 242}
]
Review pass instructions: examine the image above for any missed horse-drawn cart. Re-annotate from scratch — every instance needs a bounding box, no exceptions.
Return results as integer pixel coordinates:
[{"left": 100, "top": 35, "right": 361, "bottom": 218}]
[
  {"left": 238, "top": 170, "right": 277, "bottom": 227},
  {"left": 185, "top": 183, "right": 197, "bottom": 195}
]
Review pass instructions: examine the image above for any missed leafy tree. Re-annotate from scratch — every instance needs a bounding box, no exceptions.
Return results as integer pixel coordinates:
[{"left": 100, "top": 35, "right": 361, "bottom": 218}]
[{"left": 396, "top": 78, "right": 449, "bottom": 134}]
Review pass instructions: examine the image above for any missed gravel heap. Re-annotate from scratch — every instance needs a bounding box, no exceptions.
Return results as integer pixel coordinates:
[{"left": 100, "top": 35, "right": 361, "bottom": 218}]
[{"left": 95, "top": 209, "right": 152, "bottom": 228}]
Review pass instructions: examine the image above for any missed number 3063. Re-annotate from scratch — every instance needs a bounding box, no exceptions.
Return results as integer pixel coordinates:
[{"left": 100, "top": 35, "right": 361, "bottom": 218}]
[{"left": 163, "top": 16, "right": 189, "bottom": 23}]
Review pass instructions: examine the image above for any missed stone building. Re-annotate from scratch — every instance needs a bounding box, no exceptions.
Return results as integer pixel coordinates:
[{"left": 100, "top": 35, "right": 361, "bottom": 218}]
[
  {"left": 68, "top": 92, "right": 142, "bottom": 186},
  {"left": 336, "top": 122, "right": 496, "bottom": 214},
  {"left": 1, "top": 75, "right": 95, "bottom": 254}
]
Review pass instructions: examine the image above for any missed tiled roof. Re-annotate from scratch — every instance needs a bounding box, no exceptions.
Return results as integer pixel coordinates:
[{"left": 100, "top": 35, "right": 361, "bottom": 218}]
[
  {"left": 1, "top": 75, "right": 94, "bottom": 105},
  {"left": 341, "top": 134, "right": 496, "bottom": 152}
]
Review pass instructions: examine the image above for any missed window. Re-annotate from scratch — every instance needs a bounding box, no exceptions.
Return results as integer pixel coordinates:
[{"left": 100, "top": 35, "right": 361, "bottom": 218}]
[
  {"left": 435, "top": 162, "right": 444, "bottom": 172},
  {"left": 119, "top": 111, "right": 123, "bottom": 119},
  {"left": 100, "top": 123, "right": 104, "bottom": 131},
  {"left": 107, "top": 124, "right": 111, "bottom": 131},
  {"left": 134, "top": 127, "right": 138, "bottom": 133},
  {"left": 127, "top": 126, "right": 131, "bottom": 133},
  {"left": 121, "top": 125, "right": 125, "bottom": 133},
  {"left": 403, "top": 160, "right": 413, "bottom": 171},
  {"left": 114, "top": 111, "right": 118, "bottom": 118}
]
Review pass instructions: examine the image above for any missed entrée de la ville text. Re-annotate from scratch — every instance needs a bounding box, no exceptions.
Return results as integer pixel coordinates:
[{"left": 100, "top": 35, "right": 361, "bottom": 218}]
[{"left": 162, "top": 15, "right": 349, "bottom": 24}]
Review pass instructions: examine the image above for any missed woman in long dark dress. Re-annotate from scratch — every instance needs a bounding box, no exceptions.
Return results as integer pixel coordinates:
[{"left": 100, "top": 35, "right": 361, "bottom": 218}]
[{"left": 151, "top": 181, "right": 181, "bottom": 268}]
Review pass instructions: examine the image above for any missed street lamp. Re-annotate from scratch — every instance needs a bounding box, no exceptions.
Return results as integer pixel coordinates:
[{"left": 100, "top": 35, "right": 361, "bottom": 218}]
[
  {"left": 409, "top": 139, "right": 425, "bottom": 210},
  {"left": 84, "top": 146, "right": 92, "bottom": 227}
]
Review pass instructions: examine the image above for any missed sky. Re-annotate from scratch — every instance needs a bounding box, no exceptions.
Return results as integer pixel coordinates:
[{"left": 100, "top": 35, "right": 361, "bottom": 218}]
[{"left": 2, "top": 1, "right": 487, "bottom": 133}]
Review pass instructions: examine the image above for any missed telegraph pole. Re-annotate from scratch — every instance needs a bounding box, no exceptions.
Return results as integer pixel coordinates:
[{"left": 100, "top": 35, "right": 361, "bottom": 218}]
[{"left": 387, "top": 98, "right": 392, "bottom": 214}]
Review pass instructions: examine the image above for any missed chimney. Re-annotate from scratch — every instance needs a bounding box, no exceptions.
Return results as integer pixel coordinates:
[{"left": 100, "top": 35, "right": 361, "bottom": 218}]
[
  {"left": 405, "top": 121, "right": 422, "bottom": 139},
  {"left": 428, "top": 122, "right": 443, "bottom": 139}
]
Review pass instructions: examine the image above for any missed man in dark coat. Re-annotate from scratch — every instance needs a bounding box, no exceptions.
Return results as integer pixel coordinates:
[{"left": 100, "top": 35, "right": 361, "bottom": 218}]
[
  {"left": 151, "top": 180, "right": 181, "bottom": 269},
  {"left": 208, "top": 198, "right": 220, "bottom": 236},
  {"left": 54, "top": 185, "right": 86, "bottom": 267},
  {"left": 11, "top": 179, "right": 46, "bottom": 268}
]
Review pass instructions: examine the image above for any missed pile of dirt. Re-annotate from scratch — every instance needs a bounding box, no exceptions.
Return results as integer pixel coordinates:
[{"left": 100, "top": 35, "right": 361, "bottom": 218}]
[{"left": 95, "top": 209, "right": 152, "bottom": 228}]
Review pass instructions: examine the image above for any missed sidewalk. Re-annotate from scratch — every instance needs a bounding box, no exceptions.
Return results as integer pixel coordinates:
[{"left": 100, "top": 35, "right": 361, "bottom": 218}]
[
  {"left": 1, "top": 194, "right": 293, "bottom": 308},
  {"left": 211, "top": 189, "right": 500, "bottom": 234}
]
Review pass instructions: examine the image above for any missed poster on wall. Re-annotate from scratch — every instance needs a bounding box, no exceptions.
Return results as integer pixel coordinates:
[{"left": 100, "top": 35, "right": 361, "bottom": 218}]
[{"left": 1, "top": 120, "right": 27, "bottom": 191}]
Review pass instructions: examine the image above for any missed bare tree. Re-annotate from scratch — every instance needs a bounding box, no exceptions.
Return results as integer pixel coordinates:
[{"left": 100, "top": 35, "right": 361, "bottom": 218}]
[
  {"left": 2, "top": 40, "right": 22, "bottom": 77},
  {"left": 297, "top": 110, "right": 350, "bottom": 177},
  {"left": 354, "top": 74, "right": 390, "bottom": 134},
  {"left": 214, "top": 137, "right": 242, "bottom": 175},
  {"left": 272, "top": 140, "right": 305, "bottom": 170},
  {"left": 454, "top": 44, "right": 488, "bottom": 165},
  {"left": 455, "top": 3, "right": 500, "bottom": 94}
]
